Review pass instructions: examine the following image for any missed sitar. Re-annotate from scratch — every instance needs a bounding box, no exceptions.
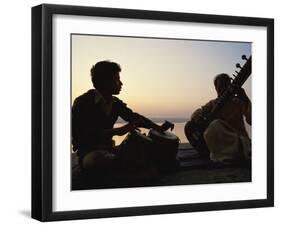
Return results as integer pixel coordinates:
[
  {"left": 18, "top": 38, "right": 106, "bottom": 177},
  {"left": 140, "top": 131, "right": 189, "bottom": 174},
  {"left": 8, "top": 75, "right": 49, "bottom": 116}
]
[{"left": 185, "top": 55, "right": 252, "bottom": 158}]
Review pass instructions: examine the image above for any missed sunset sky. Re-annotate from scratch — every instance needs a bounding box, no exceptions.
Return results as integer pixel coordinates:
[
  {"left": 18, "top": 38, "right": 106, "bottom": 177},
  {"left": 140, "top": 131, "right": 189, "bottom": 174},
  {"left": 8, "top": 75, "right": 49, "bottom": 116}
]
[{"left": 71, "top": 34, "right": 251, "bottom": 119}]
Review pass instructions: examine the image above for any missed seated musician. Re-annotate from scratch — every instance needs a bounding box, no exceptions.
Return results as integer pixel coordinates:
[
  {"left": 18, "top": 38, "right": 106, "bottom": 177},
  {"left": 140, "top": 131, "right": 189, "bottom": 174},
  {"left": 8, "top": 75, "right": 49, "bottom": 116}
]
[
  {"left": 72, "top": 60, "right": 173, "bottom": 178},
  {"left": 185, "top": 73, "right": 251, "bottom": 163}
]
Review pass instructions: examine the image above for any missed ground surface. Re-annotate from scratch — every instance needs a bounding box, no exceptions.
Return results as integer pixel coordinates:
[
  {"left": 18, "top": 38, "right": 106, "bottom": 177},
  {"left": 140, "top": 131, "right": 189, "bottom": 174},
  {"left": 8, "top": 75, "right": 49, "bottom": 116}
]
[{"left": 72, "top": 143, "right": 251, "bottom": 190}]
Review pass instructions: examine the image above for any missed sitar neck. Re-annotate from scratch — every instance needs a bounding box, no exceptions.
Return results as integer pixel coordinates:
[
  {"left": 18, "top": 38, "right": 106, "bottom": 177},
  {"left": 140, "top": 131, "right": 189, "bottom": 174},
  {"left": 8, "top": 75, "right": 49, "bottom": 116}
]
[{"left": 199, "top": 55, "right": 252, "bottom": 127}]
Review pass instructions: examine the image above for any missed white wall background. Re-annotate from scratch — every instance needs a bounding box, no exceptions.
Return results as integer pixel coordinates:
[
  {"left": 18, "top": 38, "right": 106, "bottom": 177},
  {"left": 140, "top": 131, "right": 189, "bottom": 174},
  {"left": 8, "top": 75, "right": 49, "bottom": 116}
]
[{"left": 0, "top": 0, "right": 279, "bottom": 225}]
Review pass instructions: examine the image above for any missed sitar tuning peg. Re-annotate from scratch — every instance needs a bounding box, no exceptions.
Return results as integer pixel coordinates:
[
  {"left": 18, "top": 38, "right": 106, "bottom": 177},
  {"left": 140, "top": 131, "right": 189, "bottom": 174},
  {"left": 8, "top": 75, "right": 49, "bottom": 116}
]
[
  {"left": 242, "top": 55, "right": 248, "bottom": 60},
  {"left": 235, "top": 70, "right": 239, "bottom": 74},
  {"left": 236, "top": 63, "right": 242, "bottom": 69}
]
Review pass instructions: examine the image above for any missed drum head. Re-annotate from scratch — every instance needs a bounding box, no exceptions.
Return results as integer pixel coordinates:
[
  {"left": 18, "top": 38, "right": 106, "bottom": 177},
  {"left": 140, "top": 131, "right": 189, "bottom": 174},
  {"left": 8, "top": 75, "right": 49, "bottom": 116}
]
[
  {"left": 121, "top": 130, "right": 153, "bottom": 147},
  {"left": 149, "top": 129, "right": 178, "bottom": 141},
  {"left": 132, "top": 130, "right": 153, "bottom": 142}
]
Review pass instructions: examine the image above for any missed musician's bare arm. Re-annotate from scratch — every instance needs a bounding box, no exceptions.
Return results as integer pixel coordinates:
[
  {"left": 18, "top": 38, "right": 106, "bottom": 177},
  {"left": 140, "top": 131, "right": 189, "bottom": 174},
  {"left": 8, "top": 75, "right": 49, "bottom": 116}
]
[
  {"left": 237, "top": 88, "right": 251, "bottom": 125},
  {"left": 245, "top": 103, "right": 251, "bottom": 125},
  {"left": 242, "top": 101, "right": 251, "bottom": 125},
  {"left": 133, "top": 114, "right": 174, "bottom": 131},
  {"left": 103, "top": 121, "right": 138, "bottom": 136},
  {"left": 115, "top": 98, "right": 174, "bottom": 131}
]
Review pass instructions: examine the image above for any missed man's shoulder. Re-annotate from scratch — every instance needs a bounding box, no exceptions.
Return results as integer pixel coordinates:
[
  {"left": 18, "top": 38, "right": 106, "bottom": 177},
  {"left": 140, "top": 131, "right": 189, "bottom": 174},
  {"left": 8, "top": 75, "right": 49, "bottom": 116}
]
[
  {"left": 73, "top": 89, "right": 95, "bottom": 106},
  {"left": 113, "top": 96, "right": 131, "bottom": 110},
  {"left": 208, "top": 97, "right": 244, "bottom": 108},
  {"left": 113, "top": 96, "right": 125, "bottom": 104},
  {"left": 204, "top": 98, "right": 217, "bottom": 107}
]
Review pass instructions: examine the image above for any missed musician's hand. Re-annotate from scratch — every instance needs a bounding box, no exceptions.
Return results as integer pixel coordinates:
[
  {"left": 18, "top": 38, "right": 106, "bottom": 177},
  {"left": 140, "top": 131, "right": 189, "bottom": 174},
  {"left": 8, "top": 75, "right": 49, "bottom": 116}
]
[
  {"left": 116, "top": 122, "right": 137, "bottom": 136},
  {"left": 160, "top": 121, "right": 174, "bottom": 132},
  {"left": 236, "top": 88, "right": 250, "bottom": 103}
]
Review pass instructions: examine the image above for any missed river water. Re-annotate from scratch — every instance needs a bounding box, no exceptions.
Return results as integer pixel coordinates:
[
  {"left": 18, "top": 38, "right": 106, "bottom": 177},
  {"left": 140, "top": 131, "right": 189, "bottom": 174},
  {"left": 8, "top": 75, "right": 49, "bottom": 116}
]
[{"left": 113, "top": 121, "right": 251, "bottom": 146}]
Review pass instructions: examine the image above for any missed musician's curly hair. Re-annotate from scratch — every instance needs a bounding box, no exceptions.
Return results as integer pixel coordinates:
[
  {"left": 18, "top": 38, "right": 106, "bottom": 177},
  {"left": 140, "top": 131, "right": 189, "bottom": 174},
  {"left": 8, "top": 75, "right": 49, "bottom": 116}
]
[
  {"left": 90, "top": 61, "right": 121, "bottom": 89},
  {"left": 214, "top": 73, "right": 231, "bottom": 87}
]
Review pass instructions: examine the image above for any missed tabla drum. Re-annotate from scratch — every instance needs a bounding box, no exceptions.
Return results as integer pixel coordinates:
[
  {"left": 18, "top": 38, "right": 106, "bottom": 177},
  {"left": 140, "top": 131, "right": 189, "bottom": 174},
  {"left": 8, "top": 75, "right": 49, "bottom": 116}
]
[
  {"left": 117, "top": 130, "right": 154, "bottom": 170},
  {"left": 148, "top": 129, "right": 180, "bottom": 170}
]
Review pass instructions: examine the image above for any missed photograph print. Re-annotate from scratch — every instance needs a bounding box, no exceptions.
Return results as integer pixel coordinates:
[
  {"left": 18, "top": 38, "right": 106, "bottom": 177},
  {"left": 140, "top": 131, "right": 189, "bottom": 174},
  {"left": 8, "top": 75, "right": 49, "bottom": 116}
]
[{"left": 71, "top": 34, "right": 252, "bottom": 190}]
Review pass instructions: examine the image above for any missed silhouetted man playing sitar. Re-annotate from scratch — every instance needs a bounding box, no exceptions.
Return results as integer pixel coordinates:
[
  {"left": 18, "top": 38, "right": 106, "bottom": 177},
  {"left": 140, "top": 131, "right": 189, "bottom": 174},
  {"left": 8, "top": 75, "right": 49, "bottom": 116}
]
[{"left": 185, "top": 73, "right": 251, "bottom": 163}]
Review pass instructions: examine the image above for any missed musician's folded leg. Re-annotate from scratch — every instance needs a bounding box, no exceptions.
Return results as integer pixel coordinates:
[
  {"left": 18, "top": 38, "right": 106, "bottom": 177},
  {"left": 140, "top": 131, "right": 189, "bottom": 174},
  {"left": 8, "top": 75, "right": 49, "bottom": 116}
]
[
  {"left": 184, "top": 121, "right": 210, "bottom": 159},
  {"left": 81, "top": 150, "right": 116, "bottom": 174},
  {"left": 112, "top": 143, "right": 160, "bottom": 181},
  {"left": 204, "top": 119, "right": 243, "bottom": 163}
]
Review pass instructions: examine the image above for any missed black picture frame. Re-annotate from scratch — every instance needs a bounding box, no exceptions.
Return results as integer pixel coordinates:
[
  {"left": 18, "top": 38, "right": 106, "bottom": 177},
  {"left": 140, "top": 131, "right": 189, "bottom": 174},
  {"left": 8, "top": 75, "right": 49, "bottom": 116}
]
[{"left": 32, "top": 3, "right": 274, "bottom": 222}]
